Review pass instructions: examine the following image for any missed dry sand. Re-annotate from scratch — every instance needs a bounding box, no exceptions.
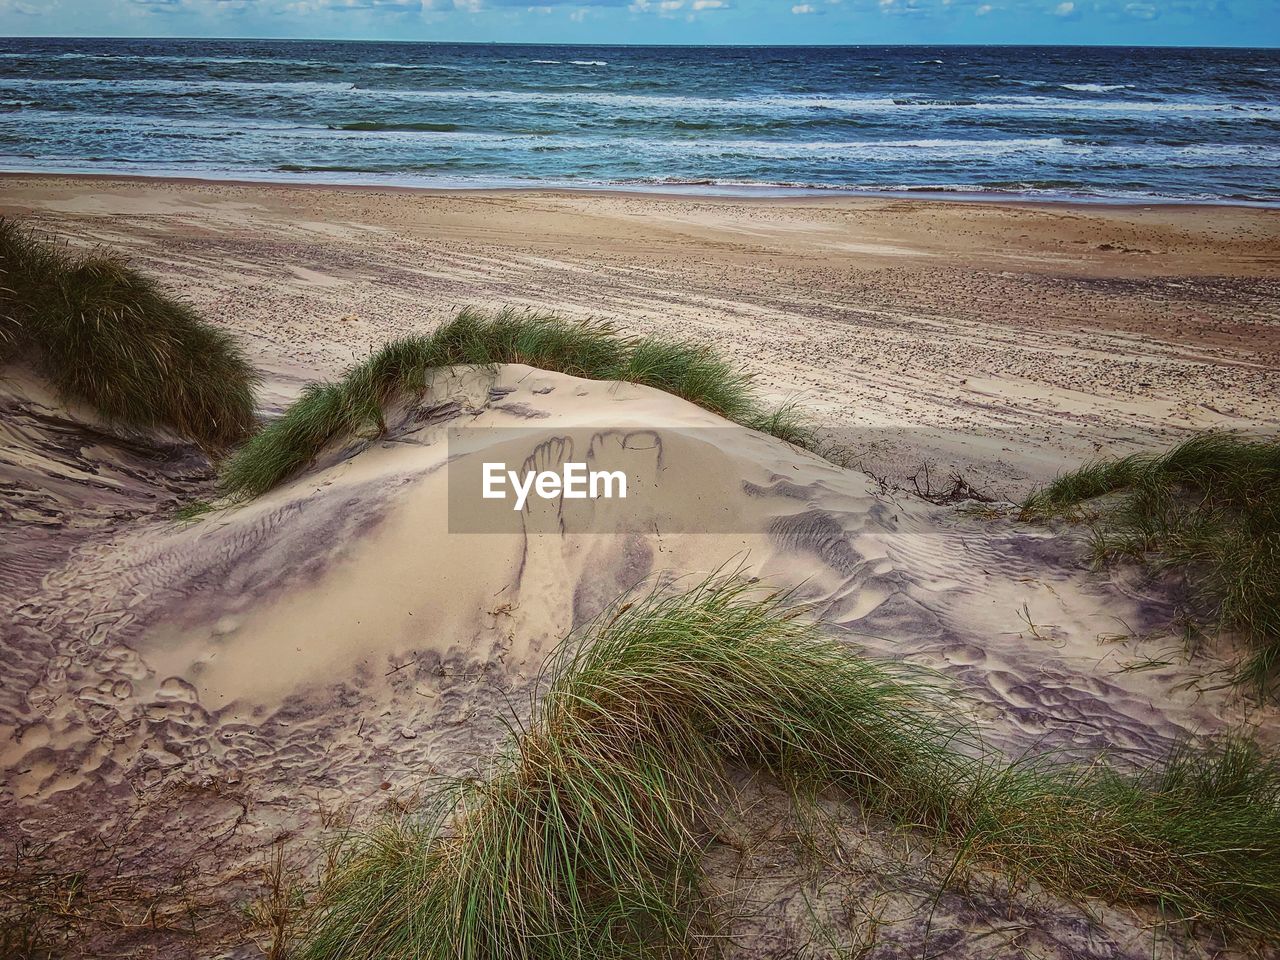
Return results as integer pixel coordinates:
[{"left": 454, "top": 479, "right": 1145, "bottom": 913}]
[
  {"left": 3, "top": 173, "right": 1278, "bottom": 495},
  {"left": 2, "top": 175, "right": 1279, "bottom": 959}
]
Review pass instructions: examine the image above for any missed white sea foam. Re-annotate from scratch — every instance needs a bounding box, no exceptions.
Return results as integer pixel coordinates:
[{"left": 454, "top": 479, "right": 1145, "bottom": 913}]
[
  {"left": 645, "top": 136, "right": 1090, "bottom": 161},
  {"left": 1061, "top": 83, "right": 1134, "bottom": 92},
  {"left": 0, "top": 52, "right": 327, "bottom": 68},
  {"left": 368, "top": 62, "right": 465, "bottom": 71},
  {"left": 11, "top": 109, "right": 1272, "bottom": 168},
  {"left": 0, "top": 77, "right": 356, "bottom": 94},
  {"left": 0, "top": 77, "right": 1272, "bottom": 120}
]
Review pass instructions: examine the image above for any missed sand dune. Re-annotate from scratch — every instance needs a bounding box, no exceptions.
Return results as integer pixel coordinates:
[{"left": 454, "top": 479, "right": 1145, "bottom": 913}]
[
  {"left": 3, "top": 356, "right": 1274, "bottom": 956},
  {"left": 8, "top": 364, "right": 1254, "bottom": 749},
  {"left": 3, "top": 178, "right": 1279, "bottom": 957}
]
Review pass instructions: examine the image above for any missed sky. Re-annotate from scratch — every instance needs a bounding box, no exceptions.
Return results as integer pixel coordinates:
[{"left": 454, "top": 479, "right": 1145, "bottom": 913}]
[{"left": 0, "top": 0, "right": 1275, "bottom": 47}]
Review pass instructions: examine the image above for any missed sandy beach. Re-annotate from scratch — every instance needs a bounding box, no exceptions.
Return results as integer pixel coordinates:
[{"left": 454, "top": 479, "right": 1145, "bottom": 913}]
[
  {"left": 4, "top": 173, "right": 1278, "bottom": 496},
  {"left": 3, "top": 174, "right": 1280, "bottom": 959}
]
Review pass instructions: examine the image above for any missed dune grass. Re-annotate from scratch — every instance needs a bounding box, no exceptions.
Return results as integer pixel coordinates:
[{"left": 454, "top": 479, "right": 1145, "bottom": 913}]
[
  {"left": 300, "top": 578, "right": 1280, "bottom": 960},
  {"left": 738, "top": 399, "right": 829, "bottom": 453},
  {"left": 0, "top": 218, "right": 257, "bottom": 449},
  {"left": 1021, "top": 433, "right": 1280, "bottom": 690},
  {"left": 220, "top": 308, "right": 827, "bottom": 498}
]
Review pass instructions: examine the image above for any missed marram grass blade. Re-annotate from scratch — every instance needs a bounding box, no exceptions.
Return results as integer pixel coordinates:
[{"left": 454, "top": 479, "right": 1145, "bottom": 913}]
[
  {"left": 219, "top": 308, "right": 830, "bottom": 498},
  {"left": 0, "top": 217, "right": 258, "bottom": 449},
  {"left": 300, "top": 577, "right": 1280, "bottom": 959},
  {"left": 1022, "top": 432, "right": 1280, "bottom": 690}
]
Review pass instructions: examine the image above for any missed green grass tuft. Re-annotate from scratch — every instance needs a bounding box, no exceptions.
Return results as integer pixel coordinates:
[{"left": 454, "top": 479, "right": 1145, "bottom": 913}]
[
  {"left": 300, "top": 578, "right": 1280, "bottom": 959},
  {"left": 1022, "top": 433, "right": 1280, "bottom": 690},
  {"left": 172, "top": 499, "right": 216, "bottom": 523},
  {"left": 613, "top": 335, "right": 755, "bottom": 421},
  {"left": 220, "top": 308, "right": 829, "bottom": 498},
  {"left": 0, "top": 218, "right": 258, "bottom": 449}
]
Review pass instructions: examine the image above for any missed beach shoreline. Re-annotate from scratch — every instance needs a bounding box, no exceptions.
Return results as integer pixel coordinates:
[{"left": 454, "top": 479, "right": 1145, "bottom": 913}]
[{"left": 4, "top": 168, "right": 1278, "bottom": 211}]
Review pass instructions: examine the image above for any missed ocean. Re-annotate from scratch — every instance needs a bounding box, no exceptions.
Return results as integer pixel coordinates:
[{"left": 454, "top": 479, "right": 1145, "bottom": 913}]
[{"left": 1, "top": 39, "right": 1277, "bottom": 203}]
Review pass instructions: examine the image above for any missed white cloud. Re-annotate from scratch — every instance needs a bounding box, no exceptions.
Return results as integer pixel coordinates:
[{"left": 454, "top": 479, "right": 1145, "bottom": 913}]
[
  {"left": 790, "top": 2, "right": 815, "bottom": 10},
  {"left": 876, "top": 0, "right": 926, "bottom": 15},
  {"left": 975, "top": 2, "right": 992, "bottom": 11},
  {"left": 275, "top": 0, "right": 425, "bottom": 8},
  {"left": 146, "top": 0, "right": 424, "bottom": 9},
  {"left": 629, "top": 0, "right": 685, "bottom": 12},
  {"left": 1052, "top": 0, "right": 1076, "bottom": 14},
  {"left": 1125, "top": 0, "right": 1158, "bottom": 17},
  {"left": 128, "top": 0, "right": 268, "bottom": 11},
  {"left": 691, "top": 0, "right": 725, "bottom": 8}
]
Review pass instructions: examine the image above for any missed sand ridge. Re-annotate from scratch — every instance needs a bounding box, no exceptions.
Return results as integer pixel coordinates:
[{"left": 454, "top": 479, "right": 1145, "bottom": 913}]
[{"left": 4, "top": 371, "right": 1271, "bottom": 788}]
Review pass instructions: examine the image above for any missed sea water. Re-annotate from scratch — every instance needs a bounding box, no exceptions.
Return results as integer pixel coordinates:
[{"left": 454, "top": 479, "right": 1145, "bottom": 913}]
[{"left": 1, "top": 39, "right": 1276, "bottom": 203}]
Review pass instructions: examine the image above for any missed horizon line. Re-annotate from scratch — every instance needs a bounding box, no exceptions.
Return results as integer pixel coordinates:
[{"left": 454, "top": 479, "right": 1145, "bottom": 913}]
[{"left": 6, "top": 36, "right": 1279, "bottom": 51}]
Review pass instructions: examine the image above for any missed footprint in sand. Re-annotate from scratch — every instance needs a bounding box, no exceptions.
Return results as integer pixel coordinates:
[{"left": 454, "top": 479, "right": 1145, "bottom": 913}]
[
  {"left": 507, "top": 435, "right": 577, "bottom": 646},
  {"left": 510, "top": 429, "right": 664, "bottom": 637},
  {"left": 570, "top": 431, "right": 663, "bottom": 624},
  {"left": 518, "top": 434, "right": 574, "bottom": 538}
]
